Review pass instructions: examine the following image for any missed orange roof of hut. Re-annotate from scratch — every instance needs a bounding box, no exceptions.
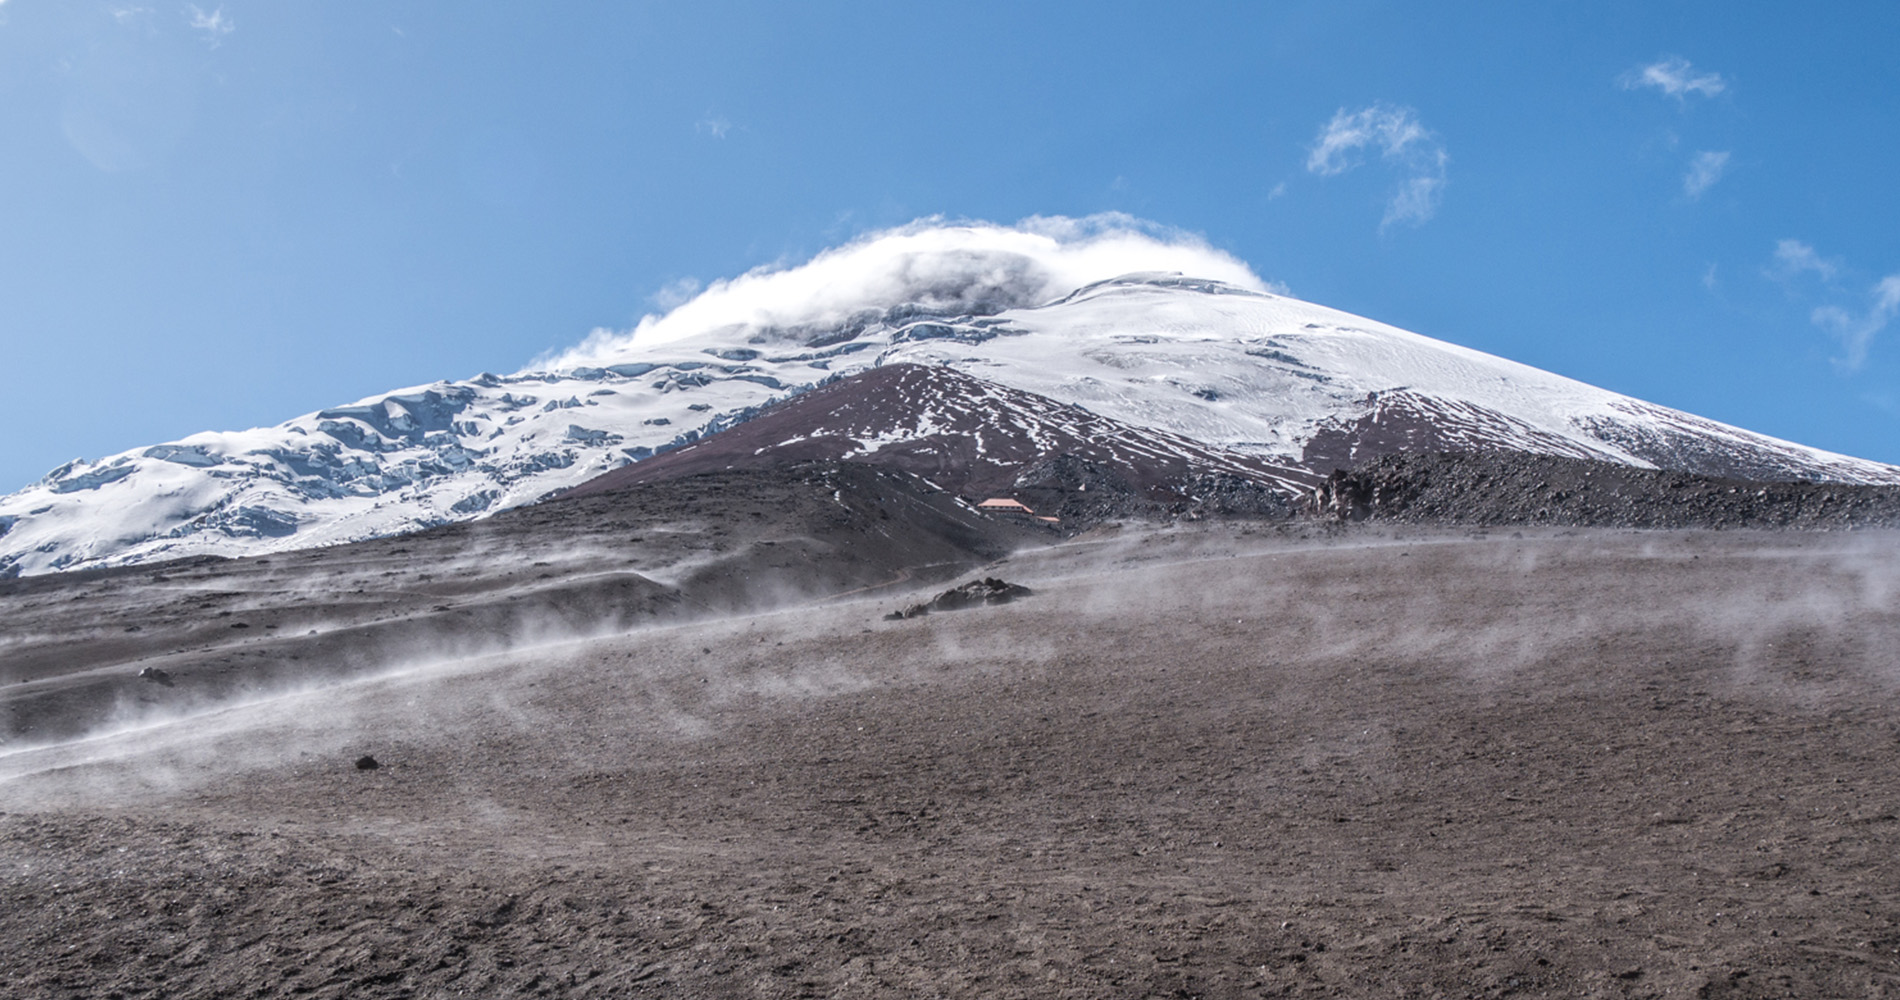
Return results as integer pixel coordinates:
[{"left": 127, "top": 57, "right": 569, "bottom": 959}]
[{"left": 976, "top": 497, "right": 1035, "bottom": 514}]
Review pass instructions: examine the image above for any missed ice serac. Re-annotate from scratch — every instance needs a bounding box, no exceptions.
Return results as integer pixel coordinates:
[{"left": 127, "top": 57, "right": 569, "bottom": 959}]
[{"left": 4, "top": 272, "right": 1898, "bottom": 576}]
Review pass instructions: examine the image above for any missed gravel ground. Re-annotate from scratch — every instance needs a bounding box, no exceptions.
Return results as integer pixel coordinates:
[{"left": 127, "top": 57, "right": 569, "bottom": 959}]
[{"left": 5, "top": 524, "right": 1900, "bottom": 998}]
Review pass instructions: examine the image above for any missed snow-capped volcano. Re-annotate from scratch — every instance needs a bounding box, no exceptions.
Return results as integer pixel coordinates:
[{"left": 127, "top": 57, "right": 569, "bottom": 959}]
[
  {"left": 5, "top": 220, "right": 1897, "bottom": 577},
  {"left": 557, "top": 362, "right": 1322, "bottom": 504}
]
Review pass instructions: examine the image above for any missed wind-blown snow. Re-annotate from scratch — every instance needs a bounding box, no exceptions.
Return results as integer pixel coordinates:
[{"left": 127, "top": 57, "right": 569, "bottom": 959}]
[{"left": 4, "top": 216, "right": 1897, "bottom": 577}]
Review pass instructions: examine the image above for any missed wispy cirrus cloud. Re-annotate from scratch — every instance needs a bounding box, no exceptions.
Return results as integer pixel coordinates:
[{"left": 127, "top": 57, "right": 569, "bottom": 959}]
[
  {"left": 1768, "top": 239, "right": 1839, "bottom": 282},
  {"left": 1683, "top": 150, "right": 1729, "bottom": 199},
  {"left": 1306, "top": 104, "right": 1448, "bottom": 231},
  {"left": 695, "top": 116, "right": 733, "bottom": 139},
  {"left": 1621, "top": 56, "right": 1726, "bottom": 102},
  {"left": 1769, "top": 240, "right": 1897, "bottom": 371},
  {"left": 1814, "top": 276, "right": 1900, "bottom": 372},
  {"left": 186, "top": 4, "right": 233, "bottom": 46},
  {"left": 1621, "top": 58, "right": 1731, "bottom": 203}
]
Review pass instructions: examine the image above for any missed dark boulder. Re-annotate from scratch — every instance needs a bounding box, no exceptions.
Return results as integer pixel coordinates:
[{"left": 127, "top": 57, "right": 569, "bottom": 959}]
[
  {"left": 137, "top": 666, "right": 174, "bottom": 688},
  {"left": 886, "top": 577, "right": 1033, "bottom": 620}
]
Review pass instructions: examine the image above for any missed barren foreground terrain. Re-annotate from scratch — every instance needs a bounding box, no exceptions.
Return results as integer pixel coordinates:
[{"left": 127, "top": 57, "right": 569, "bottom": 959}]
[{"left": 5, "top": 524, "right": 1900, "bottom": 998}]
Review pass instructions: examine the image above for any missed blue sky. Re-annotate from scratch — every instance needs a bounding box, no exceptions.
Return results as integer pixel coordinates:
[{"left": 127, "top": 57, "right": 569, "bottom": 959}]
[{"left": 3, "top": 1, "right": 1897, "bottom": 489}]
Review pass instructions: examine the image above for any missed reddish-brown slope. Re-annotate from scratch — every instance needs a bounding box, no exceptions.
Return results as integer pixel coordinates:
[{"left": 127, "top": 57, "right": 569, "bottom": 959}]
[{"left": 561, "top": 363, "right": 1317, "bottom": 502}]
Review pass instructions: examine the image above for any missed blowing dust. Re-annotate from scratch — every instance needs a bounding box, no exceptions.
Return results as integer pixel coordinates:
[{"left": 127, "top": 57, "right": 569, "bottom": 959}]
[{"left": 6, "top": 525, "right": 1900, "bottom": 998}]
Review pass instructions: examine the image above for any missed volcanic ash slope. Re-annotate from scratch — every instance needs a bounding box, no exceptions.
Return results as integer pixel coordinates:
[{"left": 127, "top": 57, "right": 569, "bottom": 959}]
[{"left": 4, "top": 526, "right": 1900, "bottom": 997}]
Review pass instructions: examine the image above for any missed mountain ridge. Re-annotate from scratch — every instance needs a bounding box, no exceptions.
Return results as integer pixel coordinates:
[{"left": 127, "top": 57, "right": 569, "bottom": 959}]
[
  {"left": 557, "top": 363, "right": 1318, "bottom": 503},
  {"left": 5, "top": 271, "right": 1897, "bottom": 577}
]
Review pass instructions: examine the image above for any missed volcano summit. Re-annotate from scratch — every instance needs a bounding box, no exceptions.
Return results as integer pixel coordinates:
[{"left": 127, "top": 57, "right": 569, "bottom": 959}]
[{"left": 4, "top": 221, "right": 1897, "bottom": 577}]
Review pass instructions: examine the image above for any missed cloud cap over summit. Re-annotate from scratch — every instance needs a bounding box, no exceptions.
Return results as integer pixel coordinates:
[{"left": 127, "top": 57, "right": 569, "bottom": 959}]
[{"left": 543, "top": 216, "right": 1269, "bottom": 369}]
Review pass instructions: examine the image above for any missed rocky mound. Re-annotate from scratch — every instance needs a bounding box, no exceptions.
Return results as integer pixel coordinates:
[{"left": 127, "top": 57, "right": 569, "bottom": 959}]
[
  {"left": 1312, "top": 451, "right": 1900, "bottom": 529},
  {"left": 885, "top": 578, "right": 1033, "bottom": 620}
]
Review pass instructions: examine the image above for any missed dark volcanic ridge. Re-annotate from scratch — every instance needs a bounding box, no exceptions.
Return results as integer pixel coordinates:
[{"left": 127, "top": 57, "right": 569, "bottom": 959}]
[
  {"left": 1314, "top": 451, "right": 1900, "bottom": 529},
  {"left": 556, "top": 363, "right": 1900, "bottom": 533},
  {"left": 560, "top": 363, "right": 1318, "bottom": 507},
  {"left": 1296, "top": 384, "right": 1896, "bottom": 483}
]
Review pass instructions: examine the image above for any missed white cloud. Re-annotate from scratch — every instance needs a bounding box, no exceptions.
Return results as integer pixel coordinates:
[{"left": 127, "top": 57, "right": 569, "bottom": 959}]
[
  {"left": 1385, "top": 175, "right": 1445, "bottom": 229},
  {"left": 1267, "top": 181, "right": 1287, "bottom": 200},
  {"left": 1769, "top": 239, "right": 1838, "bottom": 282},
  {"left": 1306, "top": 104, "right": 1432, "bottom": 175},
  {"left": 1682, "top": 150, "right": 1729, "bottom": 198},
  {"left": 1814, "top": 275, "right": 1900, "bottom": 371},
  {"left": 695, "top": 116, "right": 732, "bottom": 139},
  {"left": 1305, "top": 104, "right": 1448, "bottom": 230},
  {"left": 186, "top": 5, "right": 233, "bottom": 46},
  {"left": 539, "top": 214, "right": 1271, "bottom": 368},
  {"left": 1622, "top": 57, "right": 1726, "bottom": 101},
  {"left": 649, "top": 277, "right": 703, "bottom": 312},
  {"left": 1768, "top": 241, "right": 1894, "bottom": 371}
]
